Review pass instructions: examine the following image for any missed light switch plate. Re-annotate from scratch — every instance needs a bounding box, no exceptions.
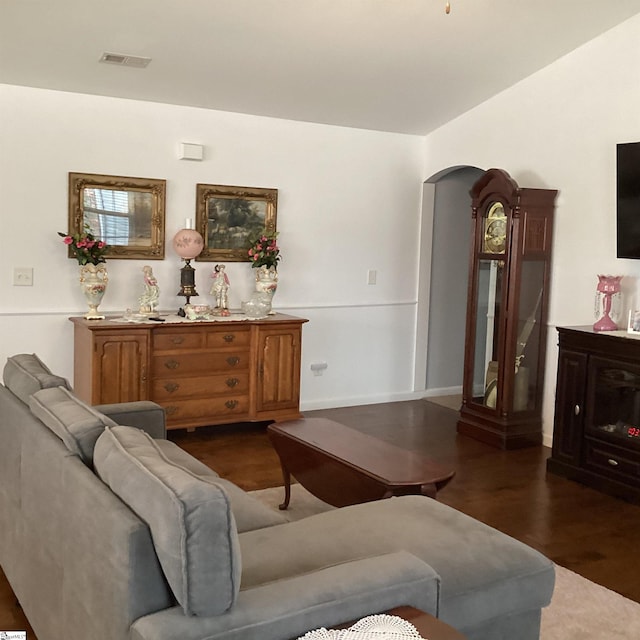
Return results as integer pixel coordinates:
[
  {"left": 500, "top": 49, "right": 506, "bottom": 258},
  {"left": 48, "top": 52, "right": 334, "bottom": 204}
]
[{"left": 13, "top": 267, "right": 33, "bottom": 286}]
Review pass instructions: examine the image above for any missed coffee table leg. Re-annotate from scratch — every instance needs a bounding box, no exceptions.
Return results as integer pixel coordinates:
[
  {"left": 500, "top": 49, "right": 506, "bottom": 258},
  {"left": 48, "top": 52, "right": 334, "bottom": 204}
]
[{"left": 279, "top": 464, "right": 292, "bottom": 510}]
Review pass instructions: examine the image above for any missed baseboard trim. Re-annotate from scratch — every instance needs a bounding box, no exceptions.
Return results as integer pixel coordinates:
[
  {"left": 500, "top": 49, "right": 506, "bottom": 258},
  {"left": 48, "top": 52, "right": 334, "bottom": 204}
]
[
  {"left": 300, "top": 390, "right": 427, "bottom": 412},
  {"left": 423, "top": 385, "right": 462, "bottom": 397}
]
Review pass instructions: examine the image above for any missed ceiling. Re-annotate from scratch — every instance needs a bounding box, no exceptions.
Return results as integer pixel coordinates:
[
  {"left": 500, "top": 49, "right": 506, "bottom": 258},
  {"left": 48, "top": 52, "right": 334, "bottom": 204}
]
[{"left": 1, "top": 1, "right": 639, "bottom": 135}]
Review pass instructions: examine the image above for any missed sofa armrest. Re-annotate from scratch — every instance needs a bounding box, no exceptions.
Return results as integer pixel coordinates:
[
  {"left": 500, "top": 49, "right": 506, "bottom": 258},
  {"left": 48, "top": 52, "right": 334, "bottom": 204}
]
[
  {"left": 95, "top": 401, "right": 166, "bottom": 439},
  {"left": 131, "top": 551, "right": 439, "bottom": 640}
]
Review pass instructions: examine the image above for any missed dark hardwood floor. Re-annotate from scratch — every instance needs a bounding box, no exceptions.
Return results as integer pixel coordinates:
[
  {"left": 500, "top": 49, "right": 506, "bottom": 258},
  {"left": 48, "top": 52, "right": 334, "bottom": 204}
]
[{"left": 2, "top": 399, "right": 640, "bottom": 636}]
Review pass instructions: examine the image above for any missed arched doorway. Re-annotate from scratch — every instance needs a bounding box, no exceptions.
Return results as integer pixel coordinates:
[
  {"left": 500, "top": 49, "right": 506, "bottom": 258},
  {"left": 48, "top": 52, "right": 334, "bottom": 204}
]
[{"left": 415, "top": 165, "right": 484, "bottom": 400}]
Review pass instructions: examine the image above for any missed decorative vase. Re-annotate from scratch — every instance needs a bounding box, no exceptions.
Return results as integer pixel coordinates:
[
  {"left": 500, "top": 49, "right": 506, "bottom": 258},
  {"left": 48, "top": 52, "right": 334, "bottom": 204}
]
[
  {"left": 254, "top": 265, "right": 278, "bottom": 313},
  {"left": 79, "top": 263, "right": 108, "bottom": 320}
]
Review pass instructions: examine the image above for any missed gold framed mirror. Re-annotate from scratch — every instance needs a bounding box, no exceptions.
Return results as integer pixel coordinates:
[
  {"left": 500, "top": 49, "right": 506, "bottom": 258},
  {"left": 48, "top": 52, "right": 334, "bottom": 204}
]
[
  {"left": 68, "top": 172, "right": 166, "bottom": 260},
  {"left": 195, "top": 183, "right": 277, "bottom": 262}
]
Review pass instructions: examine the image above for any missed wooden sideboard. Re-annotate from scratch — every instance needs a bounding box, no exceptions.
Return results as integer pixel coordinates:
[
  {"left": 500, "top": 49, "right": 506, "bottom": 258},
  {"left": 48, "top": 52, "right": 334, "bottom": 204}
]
[
  {"left": 70, "top": 313, "right": 308, "bottom": 430},
  {"left": 547, "top": 326, "right": 640, "bottom": 503}
]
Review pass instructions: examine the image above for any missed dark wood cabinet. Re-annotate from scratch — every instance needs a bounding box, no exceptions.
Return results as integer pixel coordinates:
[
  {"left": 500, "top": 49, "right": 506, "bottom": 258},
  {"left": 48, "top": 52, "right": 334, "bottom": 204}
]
[
  {"left": 547, "top": 326, "right": 640, "bottom": 503},
  {"left": 71, "top": 313, "right": 307, "bottom": 430},
  {"left": 551, "top": 348, "right": 587, "bottom": 467},
  {"left": 457, "top": 168, "right": 557, "bottom": 449}
]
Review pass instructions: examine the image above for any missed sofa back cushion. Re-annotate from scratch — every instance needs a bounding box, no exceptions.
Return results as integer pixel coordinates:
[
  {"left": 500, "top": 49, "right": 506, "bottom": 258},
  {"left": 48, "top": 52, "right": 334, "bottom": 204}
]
[
  {"left": 29, "top": 386, "right": 116, "bottom": 465},
  {"left": 93, "top": 426, "right": 242, "bottom": 617},
  {"left": 154, "top": 439, "right": 287, "bottom": 532},
  {"left": 3, "top": 353, "right": 71, "bottom": 405}
]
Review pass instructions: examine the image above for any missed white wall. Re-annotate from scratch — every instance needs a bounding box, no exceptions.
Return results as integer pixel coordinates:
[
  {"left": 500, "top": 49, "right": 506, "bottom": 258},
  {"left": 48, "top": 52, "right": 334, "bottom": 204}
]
[
  {"left": 422, "top": 13, "right": 640, "bottom": 445},
  {"left": 0, "top": 85, "right": 425, "bottom": 408},
  {"left": 5, "top": 14, "right": 638, "bottom": 430}
]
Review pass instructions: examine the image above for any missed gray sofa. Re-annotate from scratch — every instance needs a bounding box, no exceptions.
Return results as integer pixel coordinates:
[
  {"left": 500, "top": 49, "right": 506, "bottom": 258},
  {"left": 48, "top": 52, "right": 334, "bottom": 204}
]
[{"left": 0, "top": 354, "right": 555, "bottom": 640}]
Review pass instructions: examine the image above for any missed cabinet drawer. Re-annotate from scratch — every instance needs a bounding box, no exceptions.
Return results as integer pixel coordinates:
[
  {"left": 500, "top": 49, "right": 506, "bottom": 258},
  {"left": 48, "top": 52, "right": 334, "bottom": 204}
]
[
  {"left": 206, "top": 328, "right": 250, "bottom": 349},
  {"left": 153, "top": 331, "right": 204, "bottom": 350},
  {"left": 162, "top": 396, "right": 250, "bottom": 424},
  {"left": 153, "top": 327, "right": 250, "bottom": 351},
  {"left": 152, "top": 351, "right": 249, "bottom": 376},
  {"left": 583, "top": 438, "right": 640, "bottom": 482},
  {"left": 151, "top": 373, "right": 250, "bottom": 401}
]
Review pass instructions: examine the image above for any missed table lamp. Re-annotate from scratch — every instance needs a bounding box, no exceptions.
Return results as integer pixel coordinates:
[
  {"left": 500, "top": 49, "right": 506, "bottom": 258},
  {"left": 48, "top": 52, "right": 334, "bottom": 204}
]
[
  {"left": 172, "top": 219, "right": 204, "bottom": 314},
  {"left": 593, "top": 274, "right": 622, "bottom": 332}
]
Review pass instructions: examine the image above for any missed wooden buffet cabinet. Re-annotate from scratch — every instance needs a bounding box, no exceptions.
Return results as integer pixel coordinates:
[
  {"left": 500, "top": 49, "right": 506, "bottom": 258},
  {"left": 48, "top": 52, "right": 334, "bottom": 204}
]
[
  {"left": 547, "top": 326, "right": 640, "bottom": 503},
  {"left": 70, "top": 313, "right": 307, "bottom": 430}
]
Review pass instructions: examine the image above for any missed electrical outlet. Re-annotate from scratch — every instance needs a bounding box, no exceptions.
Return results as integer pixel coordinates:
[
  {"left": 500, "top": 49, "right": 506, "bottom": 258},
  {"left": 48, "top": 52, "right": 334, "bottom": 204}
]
[
  {"left": 13, "top": 267, "right": 33, "bottom": 286},
  {"left": 310, "top": 362, "right": 328, "bottom": 376}
]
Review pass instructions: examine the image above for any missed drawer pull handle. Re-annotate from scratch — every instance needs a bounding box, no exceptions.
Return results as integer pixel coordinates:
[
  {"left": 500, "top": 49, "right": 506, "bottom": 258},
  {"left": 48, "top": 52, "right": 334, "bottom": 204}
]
[
  {"left": 225, "top": 400, "right": 238, "bottom": 410},
  {"left": 164, "top": 382, "right": 179, "bottom": 393},
  {"left": 574, "top": 404, "right": 580, "bottom": 416},
  {"left": 226, "top": 377, "right": 240, "bottom": 388},
  {"left": 165, "top": 406, "right": 178, "bottom": 416},
  {"left": 227, "top": 356, "right": 240, "bottom": 366},
  {"left": 224, "top": 334, "right": 235, "bottom": 343},
  {"left": 171, "top": 336, "right": 185, "bottom": 345},
  {"left": 607, "top": 459, "right": 619, "bottom": 467},
  {"left": 164, "top": 359, "right": 180, "bottom": 370}
]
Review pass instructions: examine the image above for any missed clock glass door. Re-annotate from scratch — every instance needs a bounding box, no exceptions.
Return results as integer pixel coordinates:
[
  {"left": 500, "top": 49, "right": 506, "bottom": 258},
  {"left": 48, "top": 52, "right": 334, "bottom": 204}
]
[
  {"left": 470, "top": 258, "right": 505, "bottom": 409},
  {"left": 465, "top": 200, "right": 508, "bottom": 410},
  {"left": 511, "top": 260, "right": 546, "bottom": 412}
]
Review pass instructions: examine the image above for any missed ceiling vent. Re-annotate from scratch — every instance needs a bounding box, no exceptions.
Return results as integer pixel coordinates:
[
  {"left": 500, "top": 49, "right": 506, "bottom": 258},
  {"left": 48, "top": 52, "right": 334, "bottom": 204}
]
[{"left": 99, "top": 52, "right": 151, "bottom": 68}]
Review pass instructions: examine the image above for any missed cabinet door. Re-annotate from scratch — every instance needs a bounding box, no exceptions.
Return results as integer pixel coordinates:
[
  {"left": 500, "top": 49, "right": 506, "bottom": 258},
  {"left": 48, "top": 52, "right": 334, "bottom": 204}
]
[
  {"left": 93, "top": 333, "right": 149, "bottom": 404},
  {"left": 552, "top": 348, "right": 587, "bottom": 466},
  {"left": 255, "top": 325, "right": 302, "bottom": 417}
]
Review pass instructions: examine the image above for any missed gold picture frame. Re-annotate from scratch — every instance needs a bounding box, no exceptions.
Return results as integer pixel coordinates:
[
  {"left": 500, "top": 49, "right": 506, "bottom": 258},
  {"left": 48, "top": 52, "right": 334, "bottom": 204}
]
[
  {"left": 195, "top": 183, "right": 277, "bottom": 262},
  {"left": 68, "top": 172, "right": 166, "bottom": 260}
]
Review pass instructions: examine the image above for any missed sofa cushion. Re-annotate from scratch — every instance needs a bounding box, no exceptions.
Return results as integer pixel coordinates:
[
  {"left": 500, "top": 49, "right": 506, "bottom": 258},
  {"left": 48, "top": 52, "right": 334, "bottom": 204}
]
[
  {"left": 94, "top": 426, "right": 242, "bottom": 617},
  {"left": 239, "top": 495, "right": 555, "bottom": 632},
  {"left": 29, "top": 386, "right": 116, "bottom": 465},
  {"left": 155, "top": 439, "right": 287, "bottom": 532},
  {"left": 3, "top": 353, "right": 71, "bottom": 405}
]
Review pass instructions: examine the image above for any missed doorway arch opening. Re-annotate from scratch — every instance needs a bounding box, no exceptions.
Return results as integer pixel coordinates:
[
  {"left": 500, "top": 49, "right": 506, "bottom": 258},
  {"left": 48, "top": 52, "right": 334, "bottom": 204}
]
[{"left": 415, "top": 165, "right": 484, "bottom": 401}]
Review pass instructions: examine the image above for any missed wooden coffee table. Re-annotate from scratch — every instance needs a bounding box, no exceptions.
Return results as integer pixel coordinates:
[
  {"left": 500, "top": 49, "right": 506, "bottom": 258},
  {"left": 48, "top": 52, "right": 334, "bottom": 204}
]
[
  {"left": 334, "top": 606, "right": 466, "bottom": 640},
  {"left": 267, "top": 418, "right": 455, "bottom": 509}
]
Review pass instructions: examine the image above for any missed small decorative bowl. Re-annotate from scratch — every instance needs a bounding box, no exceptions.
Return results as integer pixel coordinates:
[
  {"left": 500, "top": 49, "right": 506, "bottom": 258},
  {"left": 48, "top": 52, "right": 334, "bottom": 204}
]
[{"left": 242, "top": 296, "right": 271, "bottom": 319}]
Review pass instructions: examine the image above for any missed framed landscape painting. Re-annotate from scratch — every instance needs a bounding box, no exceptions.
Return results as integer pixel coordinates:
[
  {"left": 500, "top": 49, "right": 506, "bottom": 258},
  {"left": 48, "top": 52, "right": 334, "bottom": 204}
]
[{"left": 195, "top": 183, "right": 278, "bottom": 261}]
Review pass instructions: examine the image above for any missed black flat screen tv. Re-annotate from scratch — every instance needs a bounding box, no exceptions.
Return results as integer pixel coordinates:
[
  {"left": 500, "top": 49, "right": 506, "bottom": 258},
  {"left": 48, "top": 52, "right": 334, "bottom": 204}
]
[{"left": 617, "top": 141, "right": 640, "bottom": 259}]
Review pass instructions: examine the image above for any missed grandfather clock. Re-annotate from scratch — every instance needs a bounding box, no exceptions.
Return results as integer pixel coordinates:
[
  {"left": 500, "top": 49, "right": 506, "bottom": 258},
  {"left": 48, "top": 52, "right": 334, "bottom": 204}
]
[{"left": 457, "top": 169, "right": 557, "bottom": 449}]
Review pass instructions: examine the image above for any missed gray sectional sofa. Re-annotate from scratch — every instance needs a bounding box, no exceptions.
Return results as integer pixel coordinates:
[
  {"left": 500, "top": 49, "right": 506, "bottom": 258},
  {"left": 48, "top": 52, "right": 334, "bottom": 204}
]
[{"left": 0, "top": 354, "right": 555, "bottom": 640}]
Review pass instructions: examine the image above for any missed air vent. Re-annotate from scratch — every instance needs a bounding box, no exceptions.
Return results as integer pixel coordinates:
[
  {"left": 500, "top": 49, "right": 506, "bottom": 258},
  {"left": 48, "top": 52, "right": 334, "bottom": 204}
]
[{"left": 99, "top": 52, "right": 151, "bottom": 68}]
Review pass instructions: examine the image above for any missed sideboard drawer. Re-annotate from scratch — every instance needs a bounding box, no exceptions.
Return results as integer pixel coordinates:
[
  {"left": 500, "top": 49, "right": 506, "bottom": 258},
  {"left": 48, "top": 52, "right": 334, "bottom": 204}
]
[
  {"left": 162, "top": 396, "right": 250, "bottom": 426},
  {"left": 152, "top": 351, "right": 250, "bottom": 376},
  {"left": 153, "top": 331, "right": 204, "bottom": 351},
  {"left": 205, "top": 328, "right": 250, "bottom": 349},
  {"left": 151, "top": 372, "right": 250, "bottom": 401},
  {"left": 153, "top": 327, "right": 251, "bottom": 351}
]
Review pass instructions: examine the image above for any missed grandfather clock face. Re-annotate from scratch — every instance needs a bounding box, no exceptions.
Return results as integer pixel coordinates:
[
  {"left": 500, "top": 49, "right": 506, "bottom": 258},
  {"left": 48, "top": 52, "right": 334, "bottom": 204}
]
[{"left": 483, "top": 202, "right": 507, "bottom": 254}]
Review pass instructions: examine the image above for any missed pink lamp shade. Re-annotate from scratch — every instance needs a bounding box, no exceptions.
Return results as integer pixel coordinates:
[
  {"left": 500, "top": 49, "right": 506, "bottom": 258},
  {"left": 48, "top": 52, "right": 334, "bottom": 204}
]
[{"left": 173, "top": 228, "right": 203, "bottom": 260}]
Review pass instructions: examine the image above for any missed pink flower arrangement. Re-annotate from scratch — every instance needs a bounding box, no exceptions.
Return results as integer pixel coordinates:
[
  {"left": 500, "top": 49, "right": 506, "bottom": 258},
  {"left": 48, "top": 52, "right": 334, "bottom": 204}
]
[
  {"left": 248, "top": 231, "right": 281, "bottom": 270},
  {"left": 58, "top": 225, "right": 110, "bottom": 265}
]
